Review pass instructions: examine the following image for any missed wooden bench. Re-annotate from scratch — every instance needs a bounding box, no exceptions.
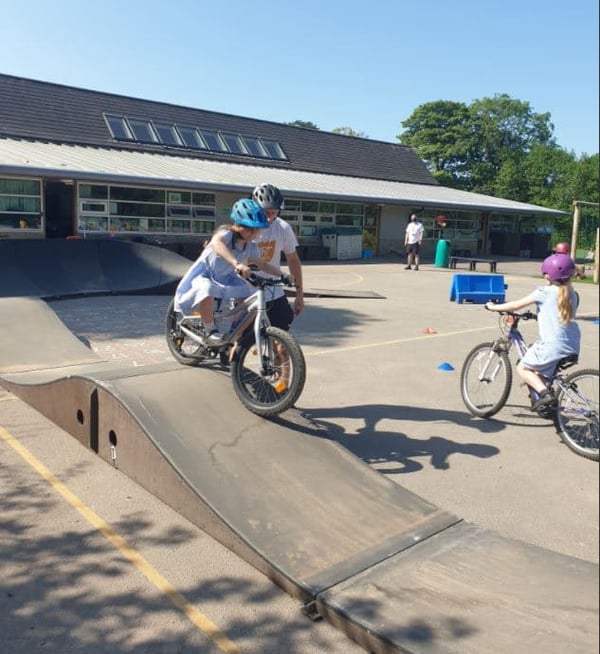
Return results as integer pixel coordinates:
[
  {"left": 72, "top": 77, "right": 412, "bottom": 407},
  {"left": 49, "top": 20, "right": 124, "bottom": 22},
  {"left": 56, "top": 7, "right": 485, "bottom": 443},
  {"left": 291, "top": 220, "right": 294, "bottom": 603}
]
[{"left": 449, "top": 256, "right": 498, "bottom": 273}]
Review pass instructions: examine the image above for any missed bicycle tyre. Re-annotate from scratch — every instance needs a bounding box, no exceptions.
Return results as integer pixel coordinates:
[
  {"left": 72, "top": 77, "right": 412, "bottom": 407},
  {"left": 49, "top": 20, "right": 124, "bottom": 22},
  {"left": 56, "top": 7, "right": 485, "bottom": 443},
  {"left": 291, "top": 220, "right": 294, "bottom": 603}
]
[
  {"left": 460, "top": 342, "right": 512, "bottom": 417},
  {"left": 554, "top": 368, "right": 599, "bottom": 461},
  {"left": 230, "top": 326, "right": 306, "bottom": 418},
  {"left": 164, "top": 298, "right": 206, "bottom": 366}
]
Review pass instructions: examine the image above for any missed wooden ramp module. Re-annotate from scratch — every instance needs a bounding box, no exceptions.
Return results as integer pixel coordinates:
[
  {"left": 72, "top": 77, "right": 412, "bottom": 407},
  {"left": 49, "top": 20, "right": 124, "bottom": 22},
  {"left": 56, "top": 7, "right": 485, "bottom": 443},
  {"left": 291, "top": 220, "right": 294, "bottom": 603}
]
[{"left": 0, "top": 297, "right": 597, "bottom": 654}]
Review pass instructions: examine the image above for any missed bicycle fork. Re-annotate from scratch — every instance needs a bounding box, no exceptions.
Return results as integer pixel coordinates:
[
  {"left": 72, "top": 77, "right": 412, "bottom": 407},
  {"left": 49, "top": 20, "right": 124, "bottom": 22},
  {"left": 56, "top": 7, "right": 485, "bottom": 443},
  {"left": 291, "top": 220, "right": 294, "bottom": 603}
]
[{"left": 478, "top": 342, "right": 507, "bottom": 383}]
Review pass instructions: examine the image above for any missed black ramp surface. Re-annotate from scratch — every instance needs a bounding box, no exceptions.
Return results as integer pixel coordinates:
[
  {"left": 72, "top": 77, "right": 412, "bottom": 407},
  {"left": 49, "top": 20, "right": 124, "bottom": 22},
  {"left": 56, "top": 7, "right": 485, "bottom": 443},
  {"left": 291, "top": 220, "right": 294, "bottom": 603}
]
[
  {"left": 98, "top": 367, "right": 459, "bottom": 596},
  {"left": 317, "top": 522, "right": 599, "bottom": 654},
  {"left": 0, "top": 297, "right": 104, "bottom": 373},
  {"left": 0, "top": 239, "right": 190, "bottom": 298}
]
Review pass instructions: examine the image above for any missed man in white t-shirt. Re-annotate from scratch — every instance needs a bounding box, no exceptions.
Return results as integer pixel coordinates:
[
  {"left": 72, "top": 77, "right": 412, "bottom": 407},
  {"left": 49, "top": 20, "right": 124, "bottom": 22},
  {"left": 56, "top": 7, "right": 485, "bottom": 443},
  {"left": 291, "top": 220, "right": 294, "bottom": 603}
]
[
  {"left": 252, "top": 183, "right": 304, "bottom": 328},
  {"left": 404, "top": 213, "right": 424, "bottom": 271}
]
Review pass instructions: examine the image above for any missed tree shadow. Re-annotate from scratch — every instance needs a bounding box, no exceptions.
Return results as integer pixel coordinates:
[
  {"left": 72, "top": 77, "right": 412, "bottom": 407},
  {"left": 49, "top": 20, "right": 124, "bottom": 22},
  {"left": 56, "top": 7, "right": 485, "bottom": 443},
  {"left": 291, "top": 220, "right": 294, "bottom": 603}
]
[{"left": 0, "top": 462, "right": 479, "bottom": 654}]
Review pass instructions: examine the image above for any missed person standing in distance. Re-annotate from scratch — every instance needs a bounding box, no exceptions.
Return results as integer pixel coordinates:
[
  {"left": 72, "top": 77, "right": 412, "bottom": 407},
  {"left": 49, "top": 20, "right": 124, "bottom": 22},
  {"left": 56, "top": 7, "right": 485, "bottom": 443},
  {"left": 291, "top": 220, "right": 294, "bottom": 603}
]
[
  {"left": 251, "top": 183, "right": 304, "bottom": 328},
  {"left": 404, "top": 213, "right": 424, "bottom": 270}
]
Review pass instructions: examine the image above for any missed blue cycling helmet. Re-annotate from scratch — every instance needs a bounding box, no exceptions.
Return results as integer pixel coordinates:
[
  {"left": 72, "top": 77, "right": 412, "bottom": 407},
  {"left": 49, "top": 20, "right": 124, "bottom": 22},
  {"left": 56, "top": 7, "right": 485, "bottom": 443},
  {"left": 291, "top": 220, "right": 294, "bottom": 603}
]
[{"left": 231, "top": 198, "right": 269, "bottom": 229}]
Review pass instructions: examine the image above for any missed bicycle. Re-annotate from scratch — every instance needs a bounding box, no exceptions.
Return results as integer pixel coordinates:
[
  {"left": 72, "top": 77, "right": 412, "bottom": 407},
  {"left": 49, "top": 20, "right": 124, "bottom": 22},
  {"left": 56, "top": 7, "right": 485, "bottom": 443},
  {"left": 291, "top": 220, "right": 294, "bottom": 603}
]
[
  {"left": 460, "top": 309, "right": 599, "bottom": 461},
  {"left": 165, "top": 273, "right": 306, "bottom": 418}
]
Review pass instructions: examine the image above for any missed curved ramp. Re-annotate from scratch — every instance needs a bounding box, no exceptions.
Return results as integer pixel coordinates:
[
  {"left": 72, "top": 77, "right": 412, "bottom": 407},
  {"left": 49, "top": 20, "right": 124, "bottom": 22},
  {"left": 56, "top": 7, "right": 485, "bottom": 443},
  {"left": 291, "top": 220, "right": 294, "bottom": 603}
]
[
  {"left": 0, "top": 239, "right": 190, "bottom": 298},
  {"left": 0, "top": 297, "right": 598, "bottom": 654}
]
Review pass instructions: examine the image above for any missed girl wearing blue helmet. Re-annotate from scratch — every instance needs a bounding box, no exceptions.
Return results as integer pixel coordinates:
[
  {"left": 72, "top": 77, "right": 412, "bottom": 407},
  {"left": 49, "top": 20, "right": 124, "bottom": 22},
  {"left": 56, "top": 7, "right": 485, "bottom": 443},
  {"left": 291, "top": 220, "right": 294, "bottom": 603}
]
[{"left": 175, "top": 198, "right": 288, "bottom": 344}]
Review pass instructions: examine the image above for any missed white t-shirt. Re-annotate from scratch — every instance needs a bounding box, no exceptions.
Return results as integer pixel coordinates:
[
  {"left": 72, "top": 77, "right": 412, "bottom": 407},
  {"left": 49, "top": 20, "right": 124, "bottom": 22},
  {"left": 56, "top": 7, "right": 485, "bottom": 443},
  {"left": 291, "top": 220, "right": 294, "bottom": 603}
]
[
  {"left": 254, "top": 217, "right": 299, "bottom": 300},
  {"left": 405, "top": 220, "right": 424, "bottom": 245}
]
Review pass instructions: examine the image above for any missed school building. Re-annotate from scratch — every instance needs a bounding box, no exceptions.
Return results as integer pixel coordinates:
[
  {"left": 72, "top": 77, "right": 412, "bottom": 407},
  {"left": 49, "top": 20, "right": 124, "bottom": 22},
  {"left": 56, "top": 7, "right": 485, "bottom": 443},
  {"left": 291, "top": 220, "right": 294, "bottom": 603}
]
[{"left": 0, "top": 73, "right": 562, "bottom": 261}]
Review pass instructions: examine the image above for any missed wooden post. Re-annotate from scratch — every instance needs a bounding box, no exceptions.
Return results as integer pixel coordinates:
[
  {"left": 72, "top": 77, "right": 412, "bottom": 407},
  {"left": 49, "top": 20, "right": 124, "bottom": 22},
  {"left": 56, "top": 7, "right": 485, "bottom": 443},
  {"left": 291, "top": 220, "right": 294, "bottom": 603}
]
[
  {"left": 570, "top": 201, "right": 580, "bottom": 258},
  {"left": 594, "top": 227, "right": 599, "bottom": 284}
]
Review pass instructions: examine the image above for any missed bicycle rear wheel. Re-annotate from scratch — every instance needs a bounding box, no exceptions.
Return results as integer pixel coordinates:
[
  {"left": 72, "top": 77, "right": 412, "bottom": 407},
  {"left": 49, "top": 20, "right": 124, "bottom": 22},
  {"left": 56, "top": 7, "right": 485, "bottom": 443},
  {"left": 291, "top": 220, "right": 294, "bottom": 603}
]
[
  {"left": 555, "top": 369, "right": 599, "bottom": 461},
  {"left": 460, "top": 342, "right": 512, "bottom": 417},
  {"left": 165, "top": 298, "right": 206, "bottom": 366},
  {"left": 231, "top": 326, "right": 306, "bottom": 417}
]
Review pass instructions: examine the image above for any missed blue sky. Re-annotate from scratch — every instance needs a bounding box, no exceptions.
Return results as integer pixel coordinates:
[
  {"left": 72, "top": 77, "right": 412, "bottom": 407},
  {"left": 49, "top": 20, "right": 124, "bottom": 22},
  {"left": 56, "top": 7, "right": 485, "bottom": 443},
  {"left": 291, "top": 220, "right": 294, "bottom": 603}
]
[{"left": 2, "top": 0, "right": 598, "bottom": 156}]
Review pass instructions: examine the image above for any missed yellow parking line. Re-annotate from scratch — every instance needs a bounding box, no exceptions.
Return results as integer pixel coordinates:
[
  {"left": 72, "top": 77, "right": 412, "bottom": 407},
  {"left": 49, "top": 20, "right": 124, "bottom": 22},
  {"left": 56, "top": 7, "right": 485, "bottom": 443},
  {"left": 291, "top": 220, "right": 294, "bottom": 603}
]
[
  {"left": 0, "top": 425, "right": 240, "bottom": 654},
  {"left": 303, "top": 325, "right": 496, "bottom": 356}
]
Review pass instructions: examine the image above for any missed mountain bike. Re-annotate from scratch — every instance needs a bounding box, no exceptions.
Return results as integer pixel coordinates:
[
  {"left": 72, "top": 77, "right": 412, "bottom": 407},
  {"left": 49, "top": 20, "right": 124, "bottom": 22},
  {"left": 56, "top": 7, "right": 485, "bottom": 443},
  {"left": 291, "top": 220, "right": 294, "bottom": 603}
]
[
  {"left": 460, "top": 309, "right": 599, "bottom": 461},
  {"left": 165, "top": 273, "right": 306, "bottom": 418}
]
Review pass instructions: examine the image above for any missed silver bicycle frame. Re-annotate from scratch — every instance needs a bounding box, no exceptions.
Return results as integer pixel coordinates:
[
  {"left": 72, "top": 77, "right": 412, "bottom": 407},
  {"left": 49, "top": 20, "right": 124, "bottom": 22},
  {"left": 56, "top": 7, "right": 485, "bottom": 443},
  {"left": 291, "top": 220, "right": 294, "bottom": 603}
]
[{"left": 179, "top": 283, "right": 272, "bottom": 374}]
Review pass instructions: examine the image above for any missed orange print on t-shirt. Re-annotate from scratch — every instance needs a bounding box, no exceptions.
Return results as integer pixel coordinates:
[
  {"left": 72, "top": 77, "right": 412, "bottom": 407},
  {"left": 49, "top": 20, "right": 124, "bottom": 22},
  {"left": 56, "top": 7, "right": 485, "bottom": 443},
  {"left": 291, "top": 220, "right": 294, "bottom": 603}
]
[{"left": 258, "top": 240, "right": 277, "bottom": 262}]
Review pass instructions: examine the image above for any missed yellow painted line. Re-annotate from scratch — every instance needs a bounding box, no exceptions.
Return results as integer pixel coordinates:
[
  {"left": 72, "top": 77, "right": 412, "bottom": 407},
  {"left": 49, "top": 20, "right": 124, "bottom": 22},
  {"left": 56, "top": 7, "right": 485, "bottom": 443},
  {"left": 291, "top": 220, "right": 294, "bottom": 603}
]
[
  {"left": 0, "top": 425, "right": 240, "bottom": 654},
  {"left": 303, "top": 325, "right": 497, "bottom": 356}
]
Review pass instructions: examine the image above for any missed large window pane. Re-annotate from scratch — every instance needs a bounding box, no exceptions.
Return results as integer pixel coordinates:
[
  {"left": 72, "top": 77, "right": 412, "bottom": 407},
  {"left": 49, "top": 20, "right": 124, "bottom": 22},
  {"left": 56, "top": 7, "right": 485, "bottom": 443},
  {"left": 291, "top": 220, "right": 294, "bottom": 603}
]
[
  {"left": 110, "top": 202, "right": 165, "bottom": 218},
  {"left": 0, "top": 179, "right": 41, "bottom": 194},
  {"left": 111, "top": 187, "right": 165, "bottom": 202},
  {"left": 192, "top": 192, "right": 215, "bottom": 205},
  {"left": 79, "top": 184, "right": 108, "bottom": 199}
]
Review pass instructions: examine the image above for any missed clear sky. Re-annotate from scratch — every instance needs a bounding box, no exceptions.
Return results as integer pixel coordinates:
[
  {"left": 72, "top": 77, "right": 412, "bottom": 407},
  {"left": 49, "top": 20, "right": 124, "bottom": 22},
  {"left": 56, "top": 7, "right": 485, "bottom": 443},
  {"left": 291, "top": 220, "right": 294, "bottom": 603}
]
[{"left": 2, "top": 0, "right": 598, "bottom": 156}]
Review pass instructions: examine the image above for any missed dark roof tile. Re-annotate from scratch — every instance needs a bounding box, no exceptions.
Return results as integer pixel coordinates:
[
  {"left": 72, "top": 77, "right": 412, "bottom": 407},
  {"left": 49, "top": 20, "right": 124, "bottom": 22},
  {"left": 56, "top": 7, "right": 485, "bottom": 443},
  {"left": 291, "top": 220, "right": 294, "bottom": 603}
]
[{"left": 0, "top": 73, "right": 437, "bottom": 186}]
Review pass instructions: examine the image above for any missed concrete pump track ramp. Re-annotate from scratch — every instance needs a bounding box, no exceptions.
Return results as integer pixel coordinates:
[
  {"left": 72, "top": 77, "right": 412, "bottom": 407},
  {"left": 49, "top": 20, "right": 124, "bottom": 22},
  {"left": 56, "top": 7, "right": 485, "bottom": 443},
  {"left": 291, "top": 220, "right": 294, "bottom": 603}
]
[{"left": 0, "top": 248, "right": 598, "bottom": 653}]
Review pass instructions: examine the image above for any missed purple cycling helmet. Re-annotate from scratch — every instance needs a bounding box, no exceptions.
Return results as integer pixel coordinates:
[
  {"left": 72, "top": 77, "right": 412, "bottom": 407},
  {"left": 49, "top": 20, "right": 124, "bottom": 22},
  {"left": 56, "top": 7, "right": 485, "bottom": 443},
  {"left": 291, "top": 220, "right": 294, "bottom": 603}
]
[{"left": 541, "top": 253, "right": 576, "bottom": 282}]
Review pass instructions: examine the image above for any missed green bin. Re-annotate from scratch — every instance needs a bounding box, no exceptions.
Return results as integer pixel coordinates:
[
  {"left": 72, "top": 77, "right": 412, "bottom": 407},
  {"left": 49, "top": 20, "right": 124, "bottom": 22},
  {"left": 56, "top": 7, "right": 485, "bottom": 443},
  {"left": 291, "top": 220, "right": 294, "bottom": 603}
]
[{"left": 434, "top": 239, "right": 451, "bottom": 268}]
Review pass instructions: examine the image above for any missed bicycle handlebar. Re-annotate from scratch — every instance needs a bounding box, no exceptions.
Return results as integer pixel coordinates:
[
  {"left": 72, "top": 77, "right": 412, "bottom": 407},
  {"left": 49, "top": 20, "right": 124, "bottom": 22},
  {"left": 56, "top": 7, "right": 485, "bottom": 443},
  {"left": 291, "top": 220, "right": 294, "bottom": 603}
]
[
  {"left": 488, "top": 307, "right": 537, "bottom": 321},
  {"left": 246, "top": 272, "right": 294, "bottom": 288}
]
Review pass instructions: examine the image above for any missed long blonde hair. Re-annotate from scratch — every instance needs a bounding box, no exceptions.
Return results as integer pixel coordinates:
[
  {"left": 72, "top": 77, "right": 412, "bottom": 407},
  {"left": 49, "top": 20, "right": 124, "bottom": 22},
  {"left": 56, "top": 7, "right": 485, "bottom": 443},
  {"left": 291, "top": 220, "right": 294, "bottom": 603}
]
[{"left": 553, "top": 280, "right": 575, "bottom": 324}]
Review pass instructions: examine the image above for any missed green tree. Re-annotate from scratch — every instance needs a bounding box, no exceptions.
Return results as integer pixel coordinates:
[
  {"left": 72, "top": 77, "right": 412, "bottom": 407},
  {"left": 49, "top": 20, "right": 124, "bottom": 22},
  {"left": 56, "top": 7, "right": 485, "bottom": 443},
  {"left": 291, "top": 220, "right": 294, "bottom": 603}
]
[
  {"left": 285, "top": 120, "right": 320, "bottom": 130},
  {"left": 398, "top": 100, "right": 472, "bottom": 188},
  {"left": 331, "top": 126, "right": 369, "bottom": 138},
  {"left": 467, "top": 94, "right": 555, "bottom": 196}
]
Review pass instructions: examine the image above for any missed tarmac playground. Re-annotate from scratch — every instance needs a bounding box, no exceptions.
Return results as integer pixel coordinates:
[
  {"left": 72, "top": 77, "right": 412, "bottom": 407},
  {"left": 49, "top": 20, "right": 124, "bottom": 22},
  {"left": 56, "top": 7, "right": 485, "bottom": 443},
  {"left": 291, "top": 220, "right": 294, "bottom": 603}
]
[{"left": 0, "top": 240, "right": 598, "bottom": 654}]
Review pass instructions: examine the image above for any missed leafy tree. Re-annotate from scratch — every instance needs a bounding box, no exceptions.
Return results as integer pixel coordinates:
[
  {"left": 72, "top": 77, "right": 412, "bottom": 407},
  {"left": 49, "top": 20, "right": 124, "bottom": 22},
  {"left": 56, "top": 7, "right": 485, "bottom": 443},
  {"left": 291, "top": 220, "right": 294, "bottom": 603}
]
[
  {"left": 285, "top": 120, "right": 320, "bottom": 130},
  {"left": 331, "top": 126, "right": 369, "bottom": 138},
  {"left": 467, "top": 94, "right": 555, "bottom": 195},
  {"left": 398, "top": 100, "right": 472, "bottom": 188},
  {"left": 399, "top": 94, "right": 557, "bottom": 195}
]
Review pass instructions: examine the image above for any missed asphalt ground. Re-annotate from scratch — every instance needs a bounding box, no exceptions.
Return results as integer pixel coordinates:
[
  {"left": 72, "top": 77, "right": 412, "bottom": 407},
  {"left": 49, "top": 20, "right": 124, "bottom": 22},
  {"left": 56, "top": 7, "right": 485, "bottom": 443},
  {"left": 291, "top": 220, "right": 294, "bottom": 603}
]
[{"left": 1, "top": 256, "right": 598, "bottom": 653}]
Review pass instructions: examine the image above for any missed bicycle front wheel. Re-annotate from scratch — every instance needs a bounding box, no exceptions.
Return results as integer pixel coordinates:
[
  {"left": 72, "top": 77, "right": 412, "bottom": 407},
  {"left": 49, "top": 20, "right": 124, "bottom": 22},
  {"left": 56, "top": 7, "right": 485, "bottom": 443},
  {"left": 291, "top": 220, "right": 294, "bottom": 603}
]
[
  {"left": 460, "top": 342, "right": 512, "bottom": 417},
  {"left": 231, "top": 326, "right": 306, "bottom": 418},
  {"left": 555, "top": 369, "right": 599, "bottom": 461}
]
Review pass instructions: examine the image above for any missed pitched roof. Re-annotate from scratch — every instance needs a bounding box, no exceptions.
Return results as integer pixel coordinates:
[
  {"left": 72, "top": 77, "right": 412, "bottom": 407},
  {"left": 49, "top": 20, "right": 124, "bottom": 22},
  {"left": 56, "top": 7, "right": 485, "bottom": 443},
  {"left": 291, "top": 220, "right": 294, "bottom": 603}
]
[{"left": 0, "top": 73, "right": 436, "bottom": 185}]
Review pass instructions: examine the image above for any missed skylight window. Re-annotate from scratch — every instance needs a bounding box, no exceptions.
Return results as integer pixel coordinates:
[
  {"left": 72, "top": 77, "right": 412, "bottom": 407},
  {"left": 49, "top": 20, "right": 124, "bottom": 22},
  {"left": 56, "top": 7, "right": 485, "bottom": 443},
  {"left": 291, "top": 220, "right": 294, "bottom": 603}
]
[
  {"left": 104, "top": 114, "right": 287, "bottom": 161},
  {"left": 177, "top": 126, "right": 206, "bottom": 149},
  {"left": 243, "top": 136, "right": 268, "bottom": 157},
  {"left": 198, "top": 130, "right": 227, "bottom": 152},
  {"left": 128, "top": 119, "right": 158, "bottom": 143},
  {"left": 262, "top": 139, "right": 287, "bottom": 160},
  {"left": 153, "top": 122, "right": 182, "bottom": 146},
  {"left": 221, "top": 133, "right": 248, "bottom": 155},
  {"left": 104, "top": 115, "right": 133, "bottom": 140}
]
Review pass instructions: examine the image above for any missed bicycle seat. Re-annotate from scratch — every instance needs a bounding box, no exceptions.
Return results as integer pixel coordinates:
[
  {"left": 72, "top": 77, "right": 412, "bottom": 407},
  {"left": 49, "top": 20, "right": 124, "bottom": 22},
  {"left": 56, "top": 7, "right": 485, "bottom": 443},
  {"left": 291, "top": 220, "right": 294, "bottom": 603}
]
[{"left": 555, "top": 354, "right": 578, "bottom": 371}]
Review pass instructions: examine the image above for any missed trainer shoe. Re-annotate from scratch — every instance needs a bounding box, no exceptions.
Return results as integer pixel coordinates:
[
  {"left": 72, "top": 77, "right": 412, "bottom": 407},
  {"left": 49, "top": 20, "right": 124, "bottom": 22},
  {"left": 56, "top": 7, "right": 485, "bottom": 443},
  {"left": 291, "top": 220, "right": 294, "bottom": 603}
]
[
  {"left": 205, "top": 329, "right": 224, "bottom": 345},
  {"left": 414, "top": 265, "right": 419, "bottom": 270},
  {"left": 404, "top": 265, "right": 412, "bottom": 270},
  {"left": 531, "top": 389, "right": 557, "bottom": 411}
]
